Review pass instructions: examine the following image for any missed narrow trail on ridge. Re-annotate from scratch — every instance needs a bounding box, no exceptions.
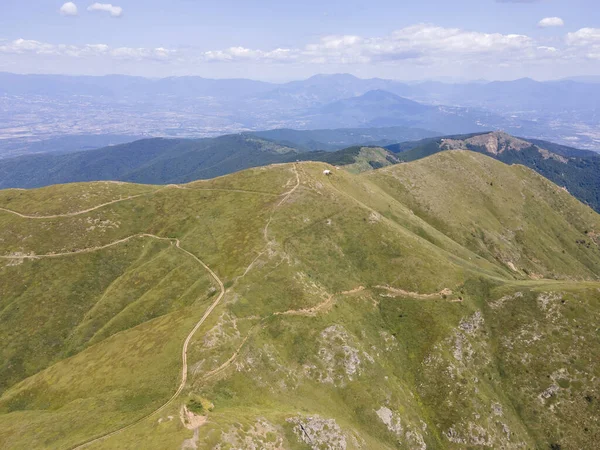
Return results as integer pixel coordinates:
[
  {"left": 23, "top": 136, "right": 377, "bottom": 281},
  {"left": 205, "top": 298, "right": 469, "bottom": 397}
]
[{"left": 196, "top": 164, "right": 302, "bottom": 384}]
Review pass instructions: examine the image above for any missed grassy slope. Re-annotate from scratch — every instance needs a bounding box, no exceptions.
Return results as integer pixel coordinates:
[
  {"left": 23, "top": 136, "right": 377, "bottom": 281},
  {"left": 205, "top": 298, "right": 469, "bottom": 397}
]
[
  {"left": 387, "top": 133, "right": 600, "bottom": 214},
  {"left": 0, "top": 153, "right": 599, "bottom": 449}
]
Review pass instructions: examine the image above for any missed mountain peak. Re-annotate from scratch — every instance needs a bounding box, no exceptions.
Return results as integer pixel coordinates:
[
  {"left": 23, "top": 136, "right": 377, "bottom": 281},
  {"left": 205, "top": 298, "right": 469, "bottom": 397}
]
[
  {"left": 441, "top": 131, "right": 535, "bottom": 156},
  {"left": 355, "top": 90, "right": 424, "bottom": 107}
]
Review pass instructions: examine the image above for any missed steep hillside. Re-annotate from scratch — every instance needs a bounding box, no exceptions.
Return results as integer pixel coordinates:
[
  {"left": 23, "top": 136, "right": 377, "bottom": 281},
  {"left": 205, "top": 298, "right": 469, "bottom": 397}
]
[
  {"left": 1, "top": 152, "right": 599, "bottom": 449},
  {"left": 388, "top": 131, "right": 600, "bottom": 213}
]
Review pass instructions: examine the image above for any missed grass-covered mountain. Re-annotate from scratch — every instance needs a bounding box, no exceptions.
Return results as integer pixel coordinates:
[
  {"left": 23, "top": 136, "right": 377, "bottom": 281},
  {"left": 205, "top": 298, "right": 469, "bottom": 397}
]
[
  {"left": 388, "top": 131, "right": 600, "bottom": 213},
  {"left": 1, "top": 152, "right": 600, "bottom": 449}
]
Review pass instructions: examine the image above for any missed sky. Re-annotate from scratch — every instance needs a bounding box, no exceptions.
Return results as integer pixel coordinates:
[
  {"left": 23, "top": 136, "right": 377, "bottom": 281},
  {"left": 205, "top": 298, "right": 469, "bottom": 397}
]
[{"left": 1, "top": 0, "right": 599, "bottom": 81}]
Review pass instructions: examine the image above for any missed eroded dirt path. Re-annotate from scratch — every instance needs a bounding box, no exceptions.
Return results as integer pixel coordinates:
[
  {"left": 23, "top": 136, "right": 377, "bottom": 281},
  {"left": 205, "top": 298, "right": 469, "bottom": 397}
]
[
  {"left": 376, "top": 285, "right": 459, "bottom": 301},
  {"left": 262, "top": 164, "right": 300, "bottom": 243},
  {"left": 200, "top": 284, "right": 366, "bottom": 383}
]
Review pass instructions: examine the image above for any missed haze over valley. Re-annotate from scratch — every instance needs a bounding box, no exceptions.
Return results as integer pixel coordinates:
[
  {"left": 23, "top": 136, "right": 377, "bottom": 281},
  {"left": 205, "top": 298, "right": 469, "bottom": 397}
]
[{"left": 2, "top": 73, "right": 600, "bottom": 158}]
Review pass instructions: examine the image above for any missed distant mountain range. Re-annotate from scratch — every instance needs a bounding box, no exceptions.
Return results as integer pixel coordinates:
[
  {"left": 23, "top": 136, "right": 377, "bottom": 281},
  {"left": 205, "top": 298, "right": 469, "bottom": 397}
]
[
  {"left": 3, "top": 72, "right": 598, "bottom": 113},
  {"left": 298, "top": 90, "right": 510, "bottom": 134},
  {"left": 2, "top": 72, "right": 599, "bottom": 150}
]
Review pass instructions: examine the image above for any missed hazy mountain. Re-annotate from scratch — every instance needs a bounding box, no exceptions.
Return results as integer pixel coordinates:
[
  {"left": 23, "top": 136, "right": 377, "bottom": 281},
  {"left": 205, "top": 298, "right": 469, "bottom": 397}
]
[
  {"left": 300, "top": 90, "right": 507, "bottom": 134},
  {"left": 253, "top": 73, "right": 416, "bottom": 109},
  {"left": 251, "top": 126, "right": 440, "bottom": 151},
  {"left": 436, "top": 78, "right": 600, "bottom": 113},
  {"left": 2, "top": 153, "right": 600, "bottom": 449},
  {"left": 565, "top": 75, "right": 600, "bottom": 84},
  {"left": 0, "top": 72, "right": 275, "bottom": 100},
  {"left": 1, "top": 72, "right": 599, "bottom": 150},
  {"left": 0, "top": 134, "right": 143, "bottom": 159}
]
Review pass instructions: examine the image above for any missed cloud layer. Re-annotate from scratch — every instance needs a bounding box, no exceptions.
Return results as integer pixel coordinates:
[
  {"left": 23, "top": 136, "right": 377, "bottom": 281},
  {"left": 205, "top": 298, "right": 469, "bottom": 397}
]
[
  {"left": 0, "top": 39, "right": 170, "bottom": 60},
  {"left": 3, "top": 23, "right": 600, "bottom": 67}
]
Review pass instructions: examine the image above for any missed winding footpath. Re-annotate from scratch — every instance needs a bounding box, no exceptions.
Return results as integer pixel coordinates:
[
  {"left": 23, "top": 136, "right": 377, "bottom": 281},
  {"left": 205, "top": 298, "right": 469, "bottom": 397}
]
[
  {"left": 1, "top": 233, "right": 225, "bottom": 449},
  {"left": 0, "top": 184, "right": 278, "bottom": 220},
  {"left": 0, "top": 193, "right": 152, "bottom": 219},
  {"left": 58, "top": 235, "right": 226, "bottom": 449}
]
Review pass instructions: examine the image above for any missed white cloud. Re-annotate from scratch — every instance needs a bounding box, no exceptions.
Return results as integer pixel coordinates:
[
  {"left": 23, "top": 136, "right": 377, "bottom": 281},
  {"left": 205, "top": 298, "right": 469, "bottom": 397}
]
[
  {"left": 538, "top": 17, "right": 564, "bottom": 28},
  {"left": 300, "top": 25, "right": 538, "bottom": 66},
  {"left": 111, "top": 47, "right": 173, "bottom": 60},
  {"left": 203, "top": 47, "right": 295, "bottom": 62},
  {"left": 567, "top": 28, "right": 600, "bottom": 46},
  {"left": 59, "top": 2, "right": 78, "bottom": 16},
  {"left": 566, "top": 28, "right": 600, "bottom": 60},
  {"left": 87, "top": 3, "right": 123, "bottom": 17},
  {"left": 0, "top": 39, "right": 58, "bottom": 55}
]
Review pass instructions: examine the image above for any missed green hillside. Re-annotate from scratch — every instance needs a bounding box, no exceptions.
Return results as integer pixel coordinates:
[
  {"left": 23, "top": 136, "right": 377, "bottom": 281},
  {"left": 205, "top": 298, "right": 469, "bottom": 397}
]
[
  {"left": 0, "top": 152, "right": 599, "bottom": 449},
  {"left": 386, "top": 131, "right": 600, "bottom": 213}
]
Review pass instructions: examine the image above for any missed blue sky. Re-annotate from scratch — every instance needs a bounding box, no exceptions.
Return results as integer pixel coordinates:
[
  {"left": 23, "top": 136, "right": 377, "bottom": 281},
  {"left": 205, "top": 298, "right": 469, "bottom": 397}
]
[{"left": 1, "top": 0, "right": 599, "bottom": 81}]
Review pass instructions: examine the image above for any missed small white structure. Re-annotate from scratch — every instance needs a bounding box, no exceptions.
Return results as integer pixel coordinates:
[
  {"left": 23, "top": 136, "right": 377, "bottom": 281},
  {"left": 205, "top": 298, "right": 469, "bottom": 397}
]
[{"left": 323, "top": 169, "right": 332, "bottom": 176}]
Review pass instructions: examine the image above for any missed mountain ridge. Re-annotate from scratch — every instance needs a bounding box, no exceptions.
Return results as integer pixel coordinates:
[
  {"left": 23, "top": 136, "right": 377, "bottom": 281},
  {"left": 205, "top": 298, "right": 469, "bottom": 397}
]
[{"left": 386, "top": 131, "right": 600, "bottom": 212}]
